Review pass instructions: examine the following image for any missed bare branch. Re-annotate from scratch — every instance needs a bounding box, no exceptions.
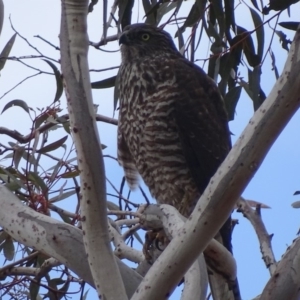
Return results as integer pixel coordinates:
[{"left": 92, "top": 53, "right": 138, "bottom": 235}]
[
  {"left": 0, "top": 72, "right": 42, "bottom": 100},
  {"left": 260, "top": 237, "right": 300, "bottom": 299},
  {"left": 9, "top": 16, "right": 58, "bottom": 63},
  {"left": 109, "top": 223, "right": 144, "bottom": 263},
  {"left": 237, "top": 197, "right": 277, "bottom": 275},
  {"left": 60, "top": 0, "right": 127, "bottom": 299},
  {"left": 0, "top": 113, "right": 117, "bottom": 144},
  {"left": 0, "top": 185, "right": 142, "bottom": 297},
  {"left": 34, "top": 35, "right": 60, "bottom": 51}
]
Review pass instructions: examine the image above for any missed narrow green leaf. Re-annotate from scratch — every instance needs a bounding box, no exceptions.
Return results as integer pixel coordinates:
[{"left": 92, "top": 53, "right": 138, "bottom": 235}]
[
  {"left": 49, "top": 190, "right": 76, "bottom": 203},
  {"left": 279, "top": 21, "right": 300, "bottom": 31},
  {"left": 36, "top": 253, "right": 48, "bottom": 267},
  {"left": 92, "top": 75, "right": 116, "bottom": 89},
  {"left": 118, "top": 0, "right": 129, "bottom": 28},
  {"left": 143, "top": 0, "right": 158, "bottom": 25},
  {"left": 239, "top": 79, "right": 253, "bottom": 99},
  {"left": 58, "top": 280, "right": 70, "bottom": 298},
  {"left": 156, "top": 2, "right": 177, "bottom": 25},
  {"left": 63, "top": 121, "right": 71, "bottom": 134},
  {"left": 81, "top": 290, "right": 90, "bottom": 300},
  {"left": 174, "top": 0, "right": 184, "bottom": 15},
  {"left": 0, "top": 33, "right": 17, "bottom": 71},
  {"left": 224, "top": 0, "right": 235, "bottom": 33},
  {"left": 49, "top": 160, "right": 63, "bottom": 183},
  {"left": 207, "top": 55, "right": 217, "bottom": 80},
  {"left": 0, "top": 167, "right": 26, "bottom": 190},
  {"left": 176, "top": 27, "right": 185, "bottom": 54},
  {"left": 28, "top": 171, "right": 48, "bottom": 194},
  {"left": 269, "top": 0, "right": 299, "bottom": 11},
  {"left": 42, "top": 59, "right": 63, "bottom": 102},
  {"left": 248, "top": 66, "right": 262, "bottom": 110},
  {"left": 37, "top": 135, "right": 68, "bottom": 154},
  {"left": 107, "top": 201, "right": 121, "bottom": 211},
  {"left": 1, "top": 99, "right": 30, "bottom": 114},
  {"left": 224, "top": 86, "right": 242, "bottom": 121},
  {"left": 0, "top": 0, "right": 4, "bottom": 36},
  {"left": 13, "top": 146, "right": 25, "bottom": 169},
  {"left": 29, "top": 281, "right": 40, "bottom": 300},
  {"left": 61, "top": 170, "right": 80, "bottom": 178},
  {"left": 50, "top": 278, "right": 65, "bottom": 286},
  {"left": 218, "top": 52, "right": 239, "bottom": 96},
  {"left": 4, "top": 181, "right": 24, "bottom": 191},
  {"left": 211, "top": 0, "right": 225, "bottom": 36},
  {"left": 250, "top": 0, "right": 260, "bottom": 10},
  {"left": 21, "top": 150, "right": 38, "bottom": 166},
  {"left": 35, "top": 113, "right": 50, "bottom": 129},
  {"left": 3, "top": 237, "right": 14, "bottom": 261},
  {"left": 237, "top": 26, "right": 260, "bottom": 67},
  {"left": 291, "top": 201, "right": 300, "bottom": 208},
  {"left": 249, "top": 7, "right": 264, "bottom": 62},
  {"left": 133, "top": 231, "right": 144, "bottom": 245},
  {"left": 183, "top": 1, "right": 205, "bottom": 29},
  {"left": 0, "top": 231, "right": 9, "bottom": 245}
]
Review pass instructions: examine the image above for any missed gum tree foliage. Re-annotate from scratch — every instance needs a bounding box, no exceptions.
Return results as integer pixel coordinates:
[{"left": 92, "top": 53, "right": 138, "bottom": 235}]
[{"left": 0, "top": 0, "right": 300, "bottom": 299}]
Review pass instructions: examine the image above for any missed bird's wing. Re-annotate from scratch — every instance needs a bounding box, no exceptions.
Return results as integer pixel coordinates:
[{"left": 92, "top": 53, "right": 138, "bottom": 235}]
[
  {"left": 117, "top": 129, "right": 139, "bottom": 190},
  {"left": 172, "top": 58, "right": 231, "bottom": 195}
]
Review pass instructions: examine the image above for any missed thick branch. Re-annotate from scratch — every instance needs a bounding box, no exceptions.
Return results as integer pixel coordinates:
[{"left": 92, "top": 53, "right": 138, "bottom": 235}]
[
  {"left": 0, "top": 185, "right": 142, "bottom": 297},
  {"left": 59, "top": 1, "right": 126, "bottom": 299},
  {"left": 130, "top": 28, "right": 300, "bottom": 300},
  {"left": 260, "top": 237, "right": 300, "bottom": 300}
]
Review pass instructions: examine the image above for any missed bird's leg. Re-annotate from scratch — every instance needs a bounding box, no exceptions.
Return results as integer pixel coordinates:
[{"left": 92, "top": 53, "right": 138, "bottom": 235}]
[{"left": 143, "top": 229, "right": 170, "bottom": 262}]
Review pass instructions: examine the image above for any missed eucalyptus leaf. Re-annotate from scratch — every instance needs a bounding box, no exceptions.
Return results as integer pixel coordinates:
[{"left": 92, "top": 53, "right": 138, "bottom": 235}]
[
  {"left": 92, "top": 75, "right": 116, "bottom": 89},
  {"left": 249, "top": 7, "right": 264, "bottom": 62},
  {"left": 37, "top": 135, "right": 68, "bottom": 154},
  {"left": 3, "top": 236, "right": 14, "bottom": 261},
  {"left": 28, "top": 171, "right": 48, "bottom": 194},
  {"left": 0, "top": 33, "right": 17, "bottom": 71},
  {"left": 2, "top": 99, "right": 30, "bottom": 114},
  {"left": 42, "top": 59, "right": 63, "bottom": 102}
]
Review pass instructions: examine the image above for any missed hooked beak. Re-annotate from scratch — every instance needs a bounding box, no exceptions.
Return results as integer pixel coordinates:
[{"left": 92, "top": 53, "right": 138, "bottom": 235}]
[{"left": 119, "top": 32, "right": 129, "bottom": 45}]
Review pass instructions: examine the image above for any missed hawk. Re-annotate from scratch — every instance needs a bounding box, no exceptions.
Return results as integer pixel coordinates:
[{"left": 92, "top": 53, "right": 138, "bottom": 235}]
[
  {"left": 118, "top": 24, "right": 240, "bottom": 299},
  {"left": 117, "top": 23, "right": 232, "bottom": 252}
]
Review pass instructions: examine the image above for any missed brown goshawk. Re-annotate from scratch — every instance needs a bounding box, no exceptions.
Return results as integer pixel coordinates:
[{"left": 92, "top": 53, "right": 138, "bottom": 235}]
[{"left": 117, "top": 23, "right": 232, "bottom": 251}]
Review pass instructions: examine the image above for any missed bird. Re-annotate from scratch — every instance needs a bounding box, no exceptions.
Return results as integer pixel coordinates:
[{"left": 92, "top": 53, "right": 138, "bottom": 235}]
[{"left": 117, "top": 23, "right": 238, "bottom": 296}]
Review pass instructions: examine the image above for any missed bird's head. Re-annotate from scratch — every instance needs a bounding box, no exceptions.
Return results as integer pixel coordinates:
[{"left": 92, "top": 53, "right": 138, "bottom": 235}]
[{"left": 119, "top": 23, "right": 179, "bottom": 61}]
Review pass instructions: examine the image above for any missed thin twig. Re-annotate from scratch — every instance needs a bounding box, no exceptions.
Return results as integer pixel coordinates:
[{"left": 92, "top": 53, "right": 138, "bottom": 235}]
[
  {"left": 34, "top": 35, "right": 60, "bottom": 51},
  {"left": 0, "top": 72, "right": 42, "bottom": 100},
  {"left": 9, "top": 16, "right": 58, "bottom": 63}
]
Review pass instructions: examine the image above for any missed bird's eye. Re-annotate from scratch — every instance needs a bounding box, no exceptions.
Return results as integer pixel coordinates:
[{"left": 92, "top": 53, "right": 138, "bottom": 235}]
[{"left": 141, "top": 33, "right": 150, "bottom": 41}]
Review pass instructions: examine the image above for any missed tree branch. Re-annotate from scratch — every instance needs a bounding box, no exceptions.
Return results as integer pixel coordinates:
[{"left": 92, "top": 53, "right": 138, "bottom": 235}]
[
  {"left": 260, "top": 237, "right": 300, "bottom": 299},
  {"left": 0, "top": 185, "right": 142, "bottom": 297},
  {"left": 237, "top": 197, "right": 277, "bottom": 275},
  {"left": 59, "top": 1, "right": 126, "bottom": 299}
]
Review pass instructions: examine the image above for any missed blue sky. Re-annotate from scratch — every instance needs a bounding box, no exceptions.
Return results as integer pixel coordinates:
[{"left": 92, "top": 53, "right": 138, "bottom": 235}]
[{"left": 0, "top": 1, "right": 300, "bottom": 299}]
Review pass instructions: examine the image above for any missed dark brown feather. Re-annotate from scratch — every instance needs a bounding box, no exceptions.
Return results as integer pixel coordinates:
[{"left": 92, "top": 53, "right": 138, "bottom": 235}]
[{"left": 118, "top": 23, "right": 233, "bottom": 251}]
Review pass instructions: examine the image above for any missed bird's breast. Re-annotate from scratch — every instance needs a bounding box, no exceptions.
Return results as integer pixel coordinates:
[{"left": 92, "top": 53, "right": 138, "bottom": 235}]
[{"left": 118, "top": 62, "right": 199, "bottom": 215}]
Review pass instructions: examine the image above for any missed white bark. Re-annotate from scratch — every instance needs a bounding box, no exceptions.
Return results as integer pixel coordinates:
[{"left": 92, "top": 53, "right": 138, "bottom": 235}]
[
  {"left": 260, "top": 237, "right": 300, "bottom": 300},
  {"left": 237, "top": 197, "right": 277, "bottom": 275},
  {"left": 59, "top": 1, "right": 127, "bottom": 299},
  {"left": 0, "top": 185, "right": 142, "bottom": 297},
  {"left": 130, "top": 27, "right": 300, "bottom": 300}
]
